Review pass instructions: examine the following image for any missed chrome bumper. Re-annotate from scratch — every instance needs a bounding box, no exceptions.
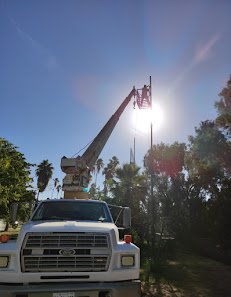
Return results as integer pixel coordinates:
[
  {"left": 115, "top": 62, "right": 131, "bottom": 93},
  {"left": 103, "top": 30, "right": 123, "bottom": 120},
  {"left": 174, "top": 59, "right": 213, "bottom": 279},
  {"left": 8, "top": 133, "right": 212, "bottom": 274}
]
[{"left": 0, "top": 280, "right": 141, "bottom": 297}]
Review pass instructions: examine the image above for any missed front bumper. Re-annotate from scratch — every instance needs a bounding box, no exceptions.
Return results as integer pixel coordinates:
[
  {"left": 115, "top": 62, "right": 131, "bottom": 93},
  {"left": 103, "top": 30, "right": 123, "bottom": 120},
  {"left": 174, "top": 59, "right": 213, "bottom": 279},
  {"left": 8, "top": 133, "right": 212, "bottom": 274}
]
[{"left": 0, "top": 280, "right": 141, "bottom": 297}]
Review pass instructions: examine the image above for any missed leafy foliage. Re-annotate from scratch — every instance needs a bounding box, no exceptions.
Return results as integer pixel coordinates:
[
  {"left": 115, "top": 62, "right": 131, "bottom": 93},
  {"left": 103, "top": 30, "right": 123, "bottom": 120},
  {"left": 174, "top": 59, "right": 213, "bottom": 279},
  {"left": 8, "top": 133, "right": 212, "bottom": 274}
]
[
  {"left": 143, "top": 142, "right": 187, "bottom": 241},
  {"left": 108, "top": 163, "right": 148, "bottom": 245},
  {"left": 188, "top": 120, "right": 231, "bottom": 175},
  {"left": 0, "top": 138, "right": 35, "bottom": 224},
  {"left": 51, "top": 178, "right": 60, "bottom": 198},
  {"left": 215, "top": 75, "right": 231, "bottom": 133},
  {"left": 102, "top": 156, "right": 119, "bottom": 193},
  {"left": 95, "top": 158, "right": 104, "bottom": 184},
  {"left": 144, "top": 142, "right": 186, "bottom": 178}
]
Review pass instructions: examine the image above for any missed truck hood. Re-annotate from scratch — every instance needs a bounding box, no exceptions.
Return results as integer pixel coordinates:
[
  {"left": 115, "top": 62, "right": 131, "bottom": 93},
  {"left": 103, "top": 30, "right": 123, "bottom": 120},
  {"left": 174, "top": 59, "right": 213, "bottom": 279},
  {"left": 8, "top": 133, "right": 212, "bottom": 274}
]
[
  {"left": 22, "top": 221, "right": 117, "bottom": 233},
  {"left": 17, "top": 221, "right": 119, "bottom": 247}
]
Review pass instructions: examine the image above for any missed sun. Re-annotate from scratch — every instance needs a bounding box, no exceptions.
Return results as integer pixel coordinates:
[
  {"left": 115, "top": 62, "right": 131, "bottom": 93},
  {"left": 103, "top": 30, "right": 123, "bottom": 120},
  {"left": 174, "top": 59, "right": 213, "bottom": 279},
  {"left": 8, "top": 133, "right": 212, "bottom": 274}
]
[
  {"left": 151, "top": 102, "right": 164, "bottom": 131},
  {"left": 133, "top": 102, "right": 164, "bottom": 134}
]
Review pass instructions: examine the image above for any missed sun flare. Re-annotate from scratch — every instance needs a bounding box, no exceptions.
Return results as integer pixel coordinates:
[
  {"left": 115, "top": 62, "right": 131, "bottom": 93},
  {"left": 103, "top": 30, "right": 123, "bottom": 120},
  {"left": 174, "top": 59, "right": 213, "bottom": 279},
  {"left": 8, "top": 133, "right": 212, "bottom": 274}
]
[{"left": 133, "top": 103, "right": 164, "bottom": 134}]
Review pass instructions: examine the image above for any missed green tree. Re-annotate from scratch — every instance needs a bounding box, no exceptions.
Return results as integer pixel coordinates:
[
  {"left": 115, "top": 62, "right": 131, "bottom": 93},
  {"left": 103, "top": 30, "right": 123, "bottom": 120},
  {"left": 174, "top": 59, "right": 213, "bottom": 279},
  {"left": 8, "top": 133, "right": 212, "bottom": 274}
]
[
  {"left": 186, "top": 121, "right": 231, "bottom": 243},
  {"left": 0, "top": 138, "right": 35, "bottom": 228},
  {"left": 36, "top": 159, "right": 54, "bottom": 200},
  {"left": 51, "top": 178, "right": 59, "bottom": 198},
  {"left": 109, "top": 163, "right": 148, "bottom": 246},
  {"left": 187, "top": 120, "right": 231, "bottom": 179},
  {"left": 102, "top": 156, "right": 119, "bottom": 193},
  {"left": 110, "top": 156, "right": 119, "bottom": 169},
  {"left": 95, "top": 158, "right": 104, "bottom": 184},
  {"left": 144, "top": 142, "right": 186, "bottom": 178},
  {"left": 88, "top": 182, "right": 97, "bottom": 200},
  {"left": 215, "top": 75, "right": 231, "bottom": 133},
  {"left": 56, "top": 184, "right": 62, "bottom": 198},
  {"left": 144, "top": 142, "right": 186, "bottom": 242}
]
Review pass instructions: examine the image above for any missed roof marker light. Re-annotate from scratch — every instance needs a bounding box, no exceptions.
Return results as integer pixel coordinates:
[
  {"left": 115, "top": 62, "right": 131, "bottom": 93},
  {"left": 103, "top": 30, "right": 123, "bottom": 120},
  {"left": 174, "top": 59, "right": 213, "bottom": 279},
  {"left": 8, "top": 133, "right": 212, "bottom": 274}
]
[{"left": 124, "top": 235, "right": 132, "bottom": 244}]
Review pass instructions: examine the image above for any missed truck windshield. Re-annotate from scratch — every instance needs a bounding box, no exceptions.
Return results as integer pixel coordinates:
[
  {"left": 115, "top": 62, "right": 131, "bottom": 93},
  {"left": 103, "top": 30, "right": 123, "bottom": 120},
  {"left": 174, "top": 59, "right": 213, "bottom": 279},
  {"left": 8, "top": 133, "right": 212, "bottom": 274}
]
[{"left": 31, "top": 201, "right": 112, "bottom": 222}]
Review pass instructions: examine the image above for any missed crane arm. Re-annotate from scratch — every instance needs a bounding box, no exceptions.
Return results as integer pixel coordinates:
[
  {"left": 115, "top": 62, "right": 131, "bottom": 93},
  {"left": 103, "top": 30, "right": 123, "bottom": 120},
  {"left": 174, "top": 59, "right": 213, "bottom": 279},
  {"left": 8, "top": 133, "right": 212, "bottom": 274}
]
[
  {"left": 82, "top": 87, "right": 136, "bottom": 170},
  {"left": 61, "top": 87, "right": 136, "bottom": 199}
]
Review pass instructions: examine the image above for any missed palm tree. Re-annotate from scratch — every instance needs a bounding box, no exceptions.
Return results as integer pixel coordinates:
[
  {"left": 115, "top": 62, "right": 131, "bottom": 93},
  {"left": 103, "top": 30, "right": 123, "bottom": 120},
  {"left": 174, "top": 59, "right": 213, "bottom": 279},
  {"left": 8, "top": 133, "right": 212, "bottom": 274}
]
[
  {"left": 95, "top": 158, "right": 104, "bottom": 184},
  {"left": 110, "top": 156, "right": 119, "bottom": 169},
  {"left": 56, "top": 185, "right": 62, "bottom": 199},
  {"left": 114, "top": 163, "right": 146, "bottom": 205},
  {"left": 51, "top": 178, "right": 59, "bottom": 198},
  {"left": 110, "top": 163, "right": 148, "bottom": 246},
  {"left": 102, "top": 156, "right": 119, "bottom": 194},
  {"left": 36, "top": 160, "right": 54, "bottom": 201}
]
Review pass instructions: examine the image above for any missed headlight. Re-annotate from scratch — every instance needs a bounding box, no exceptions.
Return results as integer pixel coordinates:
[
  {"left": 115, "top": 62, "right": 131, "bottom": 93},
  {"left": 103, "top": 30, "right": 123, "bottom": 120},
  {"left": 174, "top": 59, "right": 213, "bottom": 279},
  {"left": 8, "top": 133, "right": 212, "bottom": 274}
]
[
  {"left": 121, "top": 255, "right": 134, "bottom": 267},
  {"left": 0, "top": 256, "right": 9, "bottom": 268}
]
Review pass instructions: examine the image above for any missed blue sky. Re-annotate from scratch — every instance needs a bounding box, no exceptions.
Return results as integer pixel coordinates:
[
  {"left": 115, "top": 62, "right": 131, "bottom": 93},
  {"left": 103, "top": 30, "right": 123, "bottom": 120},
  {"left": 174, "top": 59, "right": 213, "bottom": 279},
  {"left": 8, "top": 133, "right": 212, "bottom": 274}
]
[{"left": 1, "top": 0, "right": 231, "bottom": 199}]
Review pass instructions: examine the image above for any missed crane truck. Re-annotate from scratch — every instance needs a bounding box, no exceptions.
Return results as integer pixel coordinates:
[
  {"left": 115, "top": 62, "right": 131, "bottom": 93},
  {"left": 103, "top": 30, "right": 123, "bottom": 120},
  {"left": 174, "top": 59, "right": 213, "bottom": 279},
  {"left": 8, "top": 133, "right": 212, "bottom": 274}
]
[{"left": 0, "top": 87, "right": 142, "bottom": 297}]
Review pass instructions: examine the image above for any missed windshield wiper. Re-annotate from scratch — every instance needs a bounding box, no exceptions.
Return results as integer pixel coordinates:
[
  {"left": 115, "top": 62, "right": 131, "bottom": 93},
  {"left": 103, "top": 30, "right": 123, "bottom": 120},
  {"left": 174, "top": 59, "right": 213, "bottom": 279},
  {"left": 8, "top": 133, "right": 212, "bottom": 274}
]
[
  {"left": 32, "top": 217, "right": 107, "bottom": 222},
  {"left": 32, "top": 217, "right": 69, "bottom": 221}
]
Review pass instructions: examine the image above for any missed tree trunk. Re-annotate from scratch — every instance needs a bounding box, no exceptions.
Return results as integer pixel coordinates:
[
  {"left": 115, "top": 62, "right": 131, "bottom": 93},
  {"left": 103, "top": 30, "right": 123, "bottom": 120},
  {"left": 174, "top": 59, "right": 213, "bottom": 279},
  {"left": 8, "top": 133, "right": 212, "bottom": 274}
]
[{"left": 36, "top": 191, "right": 40, "bottom": 202}]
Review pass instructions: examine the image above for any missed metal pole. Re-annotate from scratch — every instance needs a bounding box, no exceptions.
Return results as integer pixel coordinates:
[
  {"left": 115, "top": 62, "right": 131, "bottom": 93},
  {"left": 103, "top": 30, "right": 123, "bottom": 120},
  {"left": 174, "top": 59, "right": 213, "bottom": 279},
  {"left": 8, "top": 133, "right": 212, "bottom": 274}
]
[
  {"left": 150, "top": 76, "right": 153, "bottom": 198},
  {"left": 150, "top": 76, "right": 153, "bottom": 149},
  {"left": 150, "top": 76, "right": 155, "bottom": 248}
]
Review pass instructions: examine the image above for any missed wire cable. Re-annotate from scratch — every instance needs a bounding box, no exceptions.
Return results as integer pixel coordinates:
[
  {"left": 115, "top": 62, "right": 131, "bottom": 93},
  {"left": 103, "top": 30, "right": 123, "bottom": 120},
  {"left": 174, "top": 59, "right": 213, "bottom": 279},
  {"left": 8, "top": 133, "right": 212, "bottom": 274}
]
[{"left": 71, "top": 139, "right": 94, "bottom": 158}]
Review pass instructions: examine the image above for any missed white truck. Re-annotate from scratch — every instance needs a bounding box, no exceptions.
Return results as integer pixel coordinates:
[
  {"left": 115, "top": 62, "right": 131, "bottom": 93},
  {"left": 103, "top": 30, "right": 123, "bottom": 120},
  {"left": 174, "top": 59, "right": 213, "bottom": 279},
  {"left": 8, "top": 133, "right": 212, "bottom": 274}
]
[
  {"left": 0, "top": 199, "right": 140, "bottom": 297},
  {"left": 0, "top": 86, "right": 145, "bottom": 297}
]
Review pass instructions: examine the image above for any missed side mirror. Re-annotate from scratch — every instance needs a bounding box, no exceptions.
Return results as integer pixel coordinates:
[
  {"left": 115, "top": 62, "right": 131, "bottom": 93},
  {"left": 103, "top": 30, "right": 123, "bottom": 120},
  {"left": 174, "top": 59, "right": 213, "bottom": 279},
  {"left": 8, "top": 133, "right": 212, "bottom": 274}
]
[
  {"left": 123, "top": 207, "right": 131, "bottom": 229},
  {"left": 10, "top": 202, "right": 37, "bottom": 225},
  {"left": 108, "top": 204, "right": 131, "bottom": 229}
]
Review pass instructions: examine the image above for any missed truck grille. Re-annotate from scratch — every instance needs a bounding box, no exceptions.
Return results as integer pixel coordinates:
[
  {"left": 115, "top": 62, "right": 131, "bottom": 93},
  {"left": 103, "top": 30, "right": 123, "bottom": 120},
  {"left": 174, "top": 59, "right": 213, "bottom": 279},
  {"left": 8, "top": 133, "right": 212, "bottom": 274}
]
[
  {"left": 23, "top": 255, "right": 109, "bottom": 272},
  {"left": 24, "top": 233, "right": 109, "bottom": 248},
  {"left": 21, "top": 233, "right": 111, "bottom": 273}
]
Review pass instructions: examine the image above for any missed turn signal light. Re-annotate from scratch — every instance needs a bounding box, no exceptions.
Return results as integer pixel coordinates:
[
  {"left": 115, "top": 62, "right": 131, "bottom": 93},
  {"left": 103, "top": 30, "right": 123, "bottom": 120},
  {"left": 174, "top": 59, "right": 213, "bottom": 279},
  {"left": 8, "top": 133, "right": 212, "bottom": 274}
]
[
  {"left": 124, "top": 235, "right": 132, "bottom": 244},
  {"left": 0, "top": 234, "right": 9, "bottom": 243}
]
